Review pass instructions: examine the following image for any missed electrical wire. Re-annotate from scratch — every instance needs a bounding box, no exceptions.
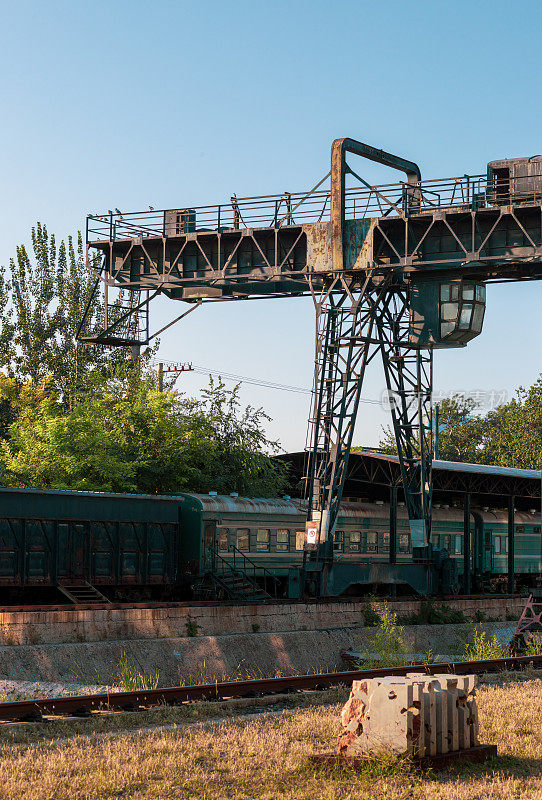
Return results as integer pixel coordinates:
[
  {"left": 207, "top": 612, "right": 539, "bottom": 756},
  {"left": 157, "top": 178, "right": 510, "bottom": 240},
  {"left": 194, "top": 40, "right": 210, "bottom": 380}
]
[{"left": 151, "top": 358, "right": 383, "bottom": 405}]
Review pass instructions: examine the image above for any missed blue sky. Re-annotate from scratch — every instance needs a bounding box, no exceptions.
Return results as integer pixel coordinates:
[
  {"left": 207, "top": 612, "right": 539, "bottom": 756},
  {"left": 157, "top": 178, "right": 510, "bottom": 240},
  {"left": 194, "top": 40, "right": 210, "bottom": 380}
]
[{"left": 0, "top": 0, "right": 541, "bottom": 451}]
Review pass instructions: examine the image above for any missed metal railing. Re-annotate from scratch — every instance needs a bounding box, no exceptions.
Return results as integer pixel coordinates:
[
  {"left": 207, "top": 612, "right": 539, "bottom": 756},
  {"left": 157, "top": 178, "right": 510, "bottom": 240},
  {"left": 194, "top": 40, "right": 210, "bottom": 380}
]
[
  {"left": 213, "top": 545, "right": 281, "bottom": 599},
  {"left": 86, "top": 171, "right": 542, "bottom": 244}
]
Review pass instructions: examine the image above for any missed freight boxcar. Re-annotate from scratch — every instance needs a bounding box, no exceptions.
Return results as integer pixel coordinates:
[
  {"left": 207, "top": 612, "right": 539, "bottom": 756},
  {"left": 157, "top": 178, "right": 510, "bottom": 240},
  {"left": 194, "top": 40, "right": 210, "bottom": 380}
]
[{"left": 0, "top": 487, "right": 181, "bottom": 603}]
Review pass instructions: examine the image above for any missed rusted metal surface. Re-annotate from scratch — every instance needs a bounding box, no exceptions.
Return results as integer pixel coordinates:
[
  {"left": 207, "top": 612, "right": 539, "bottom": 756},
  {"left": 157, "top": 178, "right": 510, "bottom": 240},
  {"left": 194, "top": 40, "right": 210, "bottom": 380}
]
[
  {"left": 79, "top": 138, "right": 542, "bottom": 601},
  {"left": 329, "top": 137, "right": 421, "bottom": 272},
  {"left": 513, "top": 593, "right": 542, "bottom": 646}
]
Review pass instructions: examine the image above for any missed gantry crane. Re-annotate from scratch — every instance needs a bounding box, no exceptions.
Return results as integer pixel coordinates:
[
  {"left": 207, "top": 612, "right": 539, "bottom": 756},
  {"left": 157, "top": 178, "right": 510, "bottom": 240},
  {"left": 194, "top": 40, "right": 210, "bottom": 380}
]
[{"left": 79, "top": 138, "right": 542, "bottom": 594}]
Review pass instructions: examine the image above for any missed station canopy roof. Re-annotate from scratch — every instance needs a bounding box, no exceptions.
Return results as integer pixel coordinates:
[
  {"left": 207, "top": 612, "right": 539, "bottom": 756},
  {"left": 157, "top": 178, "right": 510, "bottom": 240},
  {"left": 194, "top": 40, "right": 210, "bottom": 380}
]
[{"left": 279, "top": 451, "right": 541, "bottom": 507}]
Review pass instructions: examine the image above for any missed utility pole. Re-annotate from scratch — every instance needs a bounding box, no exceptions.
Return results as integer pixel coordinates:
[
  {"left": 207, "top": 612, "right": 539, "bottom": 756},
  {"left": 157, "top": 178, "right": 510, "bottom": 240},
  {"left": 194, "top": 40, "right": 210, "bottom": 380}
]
[
  {"left": 157, "top": 362, "right": 193, "bottom": 391},
  {"left": 158, "top": 362, "right": 164, "bottom": 392}
]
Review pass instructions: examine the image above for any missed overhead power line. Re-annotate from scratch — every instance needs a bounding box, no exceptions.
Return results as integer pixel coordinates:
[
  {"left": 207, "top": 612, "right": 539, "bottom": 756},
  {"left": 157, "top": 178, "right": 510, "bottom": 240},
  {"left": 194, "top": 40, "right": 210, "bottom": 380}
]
[{"left": 151, "top": 358, "right": 383, "bottom": 405}]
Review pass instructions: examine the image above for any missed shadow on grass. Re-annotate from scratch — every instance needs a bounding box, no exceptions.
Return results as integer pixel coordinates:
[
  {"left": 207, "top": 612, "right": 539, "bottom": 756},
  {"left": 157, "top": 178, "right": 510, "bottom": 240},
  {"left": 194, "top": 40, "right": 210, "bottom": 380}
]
[
  {"left": 298, "top": 752, "right": 417, "bottom": 782},
  {"left": 426, "top": 753, "right": 542, "bottom": 781},
  {"left": 301, "top": 751, "right": 542, "bottom": 784}
]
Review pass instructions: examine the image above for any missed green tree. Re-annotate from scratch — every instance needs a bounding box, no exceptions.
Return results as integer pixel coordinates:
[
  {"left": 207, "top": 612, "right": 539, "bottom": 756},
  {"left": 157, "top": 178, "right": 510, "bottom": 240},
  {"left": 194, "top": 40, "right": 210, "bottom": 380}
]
[
  {"left": 480, "top": 378, "right": 542, "bottom": 469},
  {"left": 376, "top": 379, "right": 542, "bottom": 469},
  {"left": 193, "top": 377, "right": 288, "bottom": 496},
  {"left": 2, "top": 223, "right": 123, "bottom": 403},
  {"left": 378, "top": 393, "right": 485, "bottom": 463},
  {"left": 0, "top": 371, "right": 288, "bottom": 496}
]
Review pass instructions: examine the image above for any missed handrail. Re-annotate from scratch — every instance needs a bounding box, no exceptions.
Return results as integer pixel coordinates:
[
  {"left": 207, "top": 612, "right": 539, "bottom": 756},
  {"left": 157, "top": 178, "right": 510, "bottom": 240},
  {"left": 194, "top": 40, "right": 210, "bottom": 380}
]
[
  {"left": 85, "top": 170, "right": 542, "bottom": 245},
  {"left": 212, "top": 543, "right": 280, "bottom": 598}
]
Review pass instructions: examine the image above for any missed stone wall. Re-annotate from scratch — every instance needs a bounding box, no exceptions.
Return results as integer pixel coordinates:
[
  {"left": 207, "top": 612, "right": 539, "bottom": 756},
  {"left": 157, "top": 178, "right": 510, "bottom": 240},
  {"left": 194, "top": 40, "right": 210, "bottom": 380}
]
[
  {"left": 0, "top": 621, "right": 514, "bottom": 685},
  {"left": 0, "top": 596, "right": 525, "bottom": 646}
]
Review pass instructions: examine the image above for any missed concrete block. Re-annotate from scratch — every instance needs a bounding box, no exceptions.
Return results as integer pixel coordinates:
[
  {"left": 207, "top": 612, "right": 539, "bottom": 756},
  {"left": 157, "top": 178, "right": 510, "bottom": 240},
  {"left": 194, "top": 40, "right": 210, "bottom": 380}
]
[{"left": 338, "top": 673, "right": 479, "bottom": 758}]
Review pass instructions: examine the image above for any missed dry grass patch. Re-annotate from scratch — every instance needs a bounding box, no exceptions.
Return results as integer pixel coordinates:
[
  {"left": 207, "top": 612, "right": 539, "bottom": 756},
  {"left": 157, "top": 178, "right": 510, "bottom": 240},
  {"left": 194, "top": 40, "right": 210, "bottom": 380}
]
[{"left": 0, "top": 679, "right": 541, "bottom": 799}]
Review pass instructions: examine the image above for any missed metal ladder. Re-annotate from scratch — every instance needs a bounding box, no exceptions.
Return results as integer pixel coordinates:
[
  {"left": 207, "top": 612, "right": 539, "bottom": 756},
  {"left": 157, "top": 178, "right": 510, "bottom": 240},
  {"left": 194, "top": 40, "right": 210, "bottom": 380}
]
[{"left": 57, "top": 581, "right": 111, "bottom": 605}]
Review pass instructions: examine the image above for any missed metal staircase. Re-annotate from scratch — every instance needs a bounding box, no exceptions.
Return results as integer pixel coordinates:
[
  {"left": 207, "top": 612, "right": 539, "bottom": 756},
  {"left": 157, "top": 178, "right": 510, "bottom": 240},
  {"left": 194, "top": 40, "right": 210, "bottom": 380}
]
[
  {"left": 193, "top": 546, "right": 280, "bottom": 602},
  {"left": 57, "top": 581, "right": 111, "bottom": 605}
]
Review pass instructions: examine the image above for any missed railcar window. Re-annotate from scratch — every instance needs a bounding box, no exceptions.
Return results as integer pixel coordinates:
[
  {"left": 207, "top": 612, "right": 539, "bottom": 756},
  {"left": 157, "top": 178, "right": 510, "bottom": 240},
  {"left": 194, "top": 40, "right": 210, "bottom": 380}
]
[
  {"left": 218, "top": 528, "right": 228, "bottom": 551},
  {"left": 516, "top": 525, "right": 525, "bottom": 534},
  {"left": 444, "top": 535, "right": 452, "bottom": 552},
  {"left": 256, "top": 529, "right": 270, "bottom": 551},
  {"left": 366, "top": 531, "right": 377, "bottom": 553},
  {"left": 454, "top": 535, "right": 462, "bottom": 555},
  {"left": 349, "top": 531, "right": 361, "bottom": 552},
  {"left": 204, "top": 524, "right": 214, "bottom": 549},
  {"left": 276, "top": 530, "right": 289, "bottom": 551},
  {"left": 534, "top": 526, "right": 541, "bottom": 534},
  {"left": 494, "top": 537, "right": 501, "bottom": 554},
  {"left": 485, "top": 530, "right": 492, "bottom": 549},
  {"left": 236, "top": 529, "right": 250, "bottom": 551},
  {"left": 295, "top": 531, "right": 305, "bottom": 550},
  {"left": 399, "top": 534, "right": 410, "bottom": 553},
  {"left": 334, "top": 530, "right": 345, "bottom": 552},
  {"left": 381, "top": 532, "right": 390, "bottom": 552}
]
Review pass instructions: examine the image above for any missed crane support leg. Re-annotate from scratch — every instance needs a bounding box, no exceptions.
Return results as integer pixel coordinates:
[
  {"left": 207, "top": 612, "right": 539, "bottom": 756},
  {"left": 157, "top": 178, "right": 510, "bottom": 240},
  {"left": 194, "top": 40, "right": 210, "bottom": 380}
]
[
  {"left": 304, "top": 273, "right": 387, "bottom": 547},
  {"left": 376, "top": 288, "right": 433, "bottom": 554}
]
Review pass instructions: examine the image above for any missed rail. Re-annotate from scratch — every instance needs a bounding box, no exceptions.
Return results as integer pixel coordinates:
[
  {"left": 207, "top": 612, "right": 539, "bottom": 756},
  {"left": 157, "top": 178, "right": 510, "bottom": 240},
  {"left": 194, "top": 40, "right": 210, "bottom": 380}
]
[
  {"left": 213, "top": 544, "right": 281, "bottom": 599},
  {"left": 0, "top": 654, "right": 540, "bottom": 722},
  {"left": 86, "top": 172, "right": 542, "bottom": 243}
]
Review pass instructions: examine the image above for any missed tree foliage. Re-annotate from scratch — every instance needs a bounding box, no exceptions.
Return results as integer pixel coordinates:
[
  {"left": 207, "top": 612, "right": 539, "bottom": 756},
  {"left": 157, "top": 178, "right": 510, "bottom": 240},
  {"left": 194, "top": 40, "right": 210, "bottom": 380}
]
[
  {"left": 0, "top": 225, "right": 288, "bottom": 497},
  {"left": 377, "top": 380, "right": 542, "bottom": 469},
  {"left": 1, "top": 223, "right": 110, "bottom": 400},
  {"left": 0, "top": 370, "right": 288, "bottom": 496}
]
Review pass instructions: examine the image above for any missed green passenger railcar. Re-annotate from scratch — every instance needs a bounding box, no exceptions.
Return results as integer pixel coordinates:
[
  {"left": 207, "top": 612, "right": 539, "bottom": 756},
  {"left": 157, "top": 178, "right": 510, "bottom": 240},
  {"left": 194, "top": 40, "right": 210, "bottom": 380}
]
[{"left": 179, "top": 495, "right": 542, "bottom": 598}]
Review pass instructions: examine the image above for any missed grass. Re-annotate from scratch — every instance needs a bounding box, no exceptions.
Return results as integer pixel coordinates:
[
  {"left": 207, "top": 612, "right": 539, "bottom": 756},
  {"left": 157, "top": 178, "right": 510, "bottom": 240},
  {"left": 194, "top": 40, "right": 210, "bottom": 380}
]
[
  {"left": 0, "top": 676, "right": 541, "bottom": 798},
  {"left": 116, "top": 651, "right": 160, "bottom": 691}
]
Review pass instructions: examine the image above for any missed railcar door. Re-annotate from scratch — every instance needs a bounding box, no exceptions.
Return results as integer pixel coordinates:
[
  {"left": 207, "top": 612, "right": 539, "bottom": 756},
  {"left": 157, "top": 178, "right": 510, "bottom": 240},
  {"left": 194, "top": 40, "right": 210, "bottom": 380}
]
[
  {"left": 71, "top": 522, "right": 87, "bottom": 579},
  {"left": 203, "top": 521, "right": 217, "bottom": 570},
  {"left": 484, "top": 528, "right": 493, "bottom": 575},
  {"left": 57, "top": 522, "right": 87, "bottom": 580}
]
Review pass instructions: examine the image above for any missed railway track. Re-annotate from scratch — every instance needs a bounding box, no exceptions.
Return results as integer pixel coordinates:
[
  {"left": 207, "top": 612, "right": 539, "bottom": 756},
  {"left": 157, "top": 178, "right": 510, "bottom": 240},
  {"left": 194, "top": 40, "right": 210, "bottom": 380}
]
[{"left": 0, "top": 654, "right": 540, "bottom": 724}]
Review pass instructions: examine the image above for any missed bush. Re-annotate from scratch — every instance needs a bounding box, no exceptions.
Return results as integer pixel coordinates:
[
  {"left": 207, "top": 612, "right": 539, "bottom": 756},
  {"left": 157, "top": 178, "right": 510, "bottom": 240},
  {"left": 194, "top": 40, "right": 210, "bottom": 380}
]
[
  {"left": 358, "top": 604, "right": 409, "bottom": 668},
  {"left": 463, "top": 629, "right": 505, "bottom": 661},
  {"left": 525, "top": 635, "right": 542, "bottom": 656},
  {"left": 399, "top": 599, "right": 467, "bottom": 626}
]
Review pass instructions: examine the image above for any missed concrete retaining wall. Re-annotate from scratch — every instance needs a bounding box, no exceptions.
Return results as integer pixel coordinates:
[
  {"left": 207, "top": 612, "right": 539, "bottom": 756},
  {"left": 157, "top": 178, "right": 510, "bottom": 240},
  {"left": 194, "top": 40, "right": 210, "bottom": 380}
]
[
  {"left": 0, "top": 622, "right": 514, "bottom": 685},
  {"left": 0, "top": 596, "right": 525, "bottom": 646}
]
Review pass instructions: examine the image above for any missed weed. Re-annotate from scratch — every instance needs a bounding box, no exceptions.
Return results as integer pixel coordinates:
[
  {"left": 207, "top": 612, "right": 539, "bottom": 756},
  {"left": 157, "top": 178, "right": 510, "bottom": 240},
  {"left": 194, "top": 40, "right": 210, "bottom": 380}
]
[
  {"left": 0, "top": 623, "right": 16, "bottom": 646},
  {"left": 361, "top": 595, "right": 380, "bottom": 627},
  {"left": 399, "top": 599, "right": 467, "bottom": 625},
  {"left": 302, "top": 749, "right": 417, "bottom": 782},
  {"left": 116, "top": 651, "right": 160, "bottom": 691},
  {"left": 357, "top": 603, "right": 409, "bottom": 668},
  {"left": 464, "top": 628, "right": 505, "bottom": 661},
  {"left": 506, "top": 608, "right": 518, "bottom": 621},
  {"left": 251, "top": 623, "right": 260, "bottom": 633},
  {"left": 525, "top": 635, "right": 542, "bottom": 656},
  {"left": 26, "top": 626, "right": 41, "bottom": 645},
  {"left": 423, "top": 648, "right": 435, "bottom": 664},
  {"left": 185, "top": 616, "right": 201, "bottom": 637},
  {"left": 474, "top": 610, "right": 487, "bottom": 623}
]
